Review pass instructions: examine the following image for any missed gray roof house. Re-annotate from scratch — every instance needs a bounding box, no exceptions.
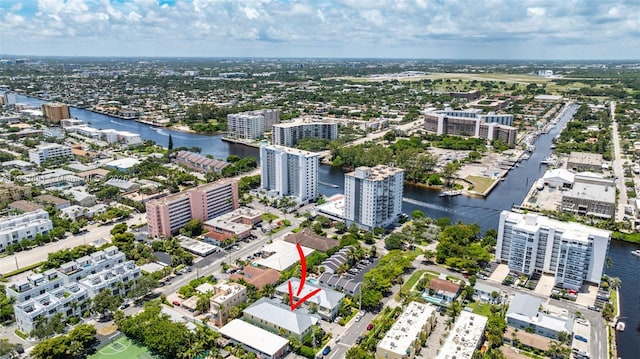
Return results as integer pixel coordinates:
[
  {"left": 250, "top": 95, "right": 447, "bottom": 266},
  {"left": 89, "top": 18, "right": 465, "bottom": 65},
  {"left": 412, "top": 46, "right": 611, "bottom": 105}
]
[
  {"left": 242, "top": 297, "right": 318, "bottom": 339},
  {"left": 276, "top": 278, "right": 344, "bottom": 321}
]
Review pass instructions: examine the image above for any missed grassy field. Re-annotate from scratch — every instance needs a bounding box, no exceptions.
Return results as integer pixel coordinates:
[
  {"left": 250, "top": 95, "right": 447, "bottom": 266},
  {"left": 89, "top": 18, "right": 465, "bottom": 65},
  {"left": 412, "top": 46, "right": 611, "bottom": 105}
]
[
  {"left": 89, "top": 336, "right": 154, "bottom": 359},
  {"left": 465, "top": 175, "right": 496, "bottom": 193},
  {"left": 467, "top": 302, "right": 494, "bottom": 317}
]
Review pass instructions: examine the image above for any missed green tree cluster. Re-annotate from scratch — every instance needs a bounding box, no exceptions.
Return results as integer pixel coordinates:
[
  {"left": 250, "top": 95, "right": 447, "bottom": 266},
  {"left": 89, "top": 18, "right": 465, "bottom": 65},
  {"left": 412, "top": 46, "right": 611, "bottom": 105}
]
[
  {"left": 0, "top": 285, "right": 15, "bottom": 323},
  {"left": 360, "top": 251, "right": 415, "bottom": 310},
  {"left": 435, "top": 223, "right": 491, "bottom": 274},
  {"left": 31, "top": 324, "right": 97, "bottom": 359},
  {"left": 116, "top": 301, "right": 217, "bottom": 359}
]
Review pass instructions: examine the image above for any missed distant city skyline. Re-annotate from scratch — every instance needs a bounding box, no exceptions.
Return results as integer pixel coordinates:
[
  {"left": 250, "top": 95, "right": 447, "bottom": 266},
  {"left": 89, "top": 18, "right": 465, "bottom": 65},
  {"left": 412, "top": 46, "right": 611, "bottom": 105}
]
[{"left": 0, "top": 0, "right": 638, "bottom": 60}]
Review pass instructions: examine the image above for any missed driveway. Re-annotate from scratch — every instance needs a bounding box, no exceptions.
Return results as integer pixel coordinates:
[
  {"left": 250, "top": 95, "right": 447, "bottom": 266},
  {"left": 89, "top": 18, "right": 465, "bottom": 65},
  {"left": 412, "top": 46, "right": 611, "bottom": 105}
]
[
  {"left": 534, "top": 274, "right": 555, "bottom": 297},
  {"left": 488, "top": 263, "right": 509, "bottom": 283}
]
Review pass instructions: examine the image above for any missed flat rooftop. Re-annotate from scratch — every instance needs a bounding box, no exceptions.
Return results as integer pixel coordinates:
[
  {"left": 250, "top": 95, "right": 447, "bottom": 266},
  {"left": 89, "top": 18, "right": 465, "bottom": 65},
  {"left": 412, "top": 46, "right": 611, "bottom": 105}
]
[
  {"left": 378, "top": 302, "right": 436, "bottom": 356},
  {"left": 219, "top": 319, "right": 288, "bottom": 357},
  {"left": 254, "top": 240, "right": 314, "bottom": 271},
  {"left": 436, "top": 311, "right": 488, "bottom": 359}
]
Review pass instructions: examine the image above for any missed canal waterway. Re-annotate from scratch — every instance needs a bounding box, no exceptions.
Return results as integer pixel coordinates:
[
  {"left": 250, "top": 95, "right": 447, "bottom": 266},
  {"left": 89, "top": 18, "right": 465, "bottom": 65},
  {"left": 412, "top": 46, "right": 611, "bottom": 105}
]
[{"left": 17, "top": 96, "right": 639, "bottom": 357}]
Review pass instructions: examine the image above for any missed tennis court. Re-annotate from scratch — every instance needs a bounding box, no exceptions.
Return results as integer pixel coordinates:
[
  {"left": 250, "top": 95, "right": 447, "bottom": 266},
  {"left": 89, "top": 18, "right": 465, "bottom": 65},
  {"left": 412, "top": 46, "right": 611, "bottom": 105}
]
[{"left": 89, "top": 335, "right": 155, "bottom": 359}]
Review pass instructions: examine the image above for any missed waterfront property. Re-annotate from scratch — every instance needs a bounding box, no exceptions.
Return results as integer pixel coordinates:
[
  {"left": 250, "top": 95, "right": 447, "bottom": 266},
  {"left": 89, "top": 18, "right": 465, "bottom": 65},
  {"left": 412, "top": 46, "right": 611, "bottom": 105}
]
[
  {"left": 41, "top": 102, "right": 70, "bottom": 123},
  {"left": 561, "top": 173, "right": 616, "bottom": 219},
  {"left": 376, "top": 302, "right": 437, "bottom": 359},
  {"left": 506, "top": 293, "right": 573, "bottom": 339},
  {"left": 344, "top": 165, "right": 404, "bottom": 230},
  {"left": 259, "top": 144, "right": 319, "bottom": 205},
  {"left": 496, "top": 211, "right": 611, "bottom": 290},
  {"left": 146, "top": 178, "right": 239, "bottom": 238},
  {"left": 423, "top": 109, "right": 517, "bottom": 145},
  {"left": 272, "top": 120, "right": 338, "bottom": 147},
  {"left": 436, "top": 311, "right": 488, "bottom": 359},
  {"left": 227, "top": 109, "right": 280, "bottom": 140}
]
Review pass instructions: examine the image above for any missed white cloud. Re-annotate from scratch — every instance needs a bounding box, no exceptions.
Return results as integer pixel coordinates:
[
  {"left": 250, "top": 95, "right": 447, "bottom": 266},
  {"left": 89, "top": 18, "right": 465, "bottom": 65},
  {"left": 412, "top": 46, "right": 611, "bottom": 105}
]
[{"left": 1, "top": 0, "right": 637, "bottom": 59}]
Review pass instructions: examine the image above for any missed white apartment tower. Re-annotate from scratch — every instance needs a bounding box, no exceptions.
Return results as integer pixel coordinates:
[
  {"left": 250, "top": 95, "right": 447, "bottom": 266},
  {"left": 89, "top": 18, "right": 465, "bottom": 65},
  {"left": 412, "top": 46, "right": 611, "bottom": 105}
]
[
  {"left": 260, "top": 144, "right": 319, "bottom": 205},
  {"left": 344, "top": 165, "right": 404, "bottom": 230},
  {"left": 227, "top": 109, "right": 280, "bottom": 140},
  {"left": 496, "top": 211, "right": 611, "bottom": 290}
]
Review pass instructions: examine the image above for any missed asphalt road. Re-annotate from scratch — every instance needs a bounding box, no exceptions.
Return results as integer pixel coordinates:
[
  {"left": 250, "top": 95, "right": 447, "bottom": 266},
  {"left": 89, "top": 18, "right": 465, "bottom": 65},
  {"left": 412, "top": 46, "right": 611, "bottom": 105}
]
[
  {"left": 610, "top": 101, "right": 628, "bottom": 222},
  {"left": 0, "top": 213, "right": 146, "bottom": 275}
]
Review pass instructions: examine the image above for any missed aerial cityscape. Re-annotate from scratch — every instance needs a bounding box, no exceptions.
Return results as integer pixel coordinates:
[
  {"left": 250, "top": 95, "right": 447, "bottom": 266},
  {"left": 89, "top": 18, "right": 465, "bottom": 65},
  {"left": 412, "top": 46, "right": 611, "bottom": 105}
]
[{"left": 0, "top": 1, "right": 639, "bottom": 359}]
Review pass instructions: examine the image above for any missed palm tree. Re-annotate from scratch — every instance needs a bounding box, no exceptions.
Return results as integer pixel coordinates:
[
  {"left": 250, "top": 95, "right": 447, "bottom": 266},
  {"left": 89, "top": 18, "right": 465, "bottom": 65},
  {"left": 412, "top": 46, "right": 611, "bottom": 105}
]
[
  {"left": 447, "top": 301, "right": 462, "bottom": 320},
  {"left": 262, "top": 284, "right": 276, "bottom": 299},
  {"left": 196, "top": 291, "right": 213, "bottom": 314}
]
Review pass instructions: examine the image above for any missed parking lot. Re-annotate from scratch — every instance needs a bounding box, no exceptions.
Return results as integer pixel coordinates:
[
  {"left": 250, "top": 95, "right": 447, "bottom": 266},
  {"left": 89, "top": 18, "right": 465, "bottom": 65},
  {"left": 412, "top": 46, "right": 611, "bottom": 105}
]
[
  {"left": 488, "top": 263, "right": 509, "bottom": 283},
  {"left": 572, "top": 318, "right": 591, "bottom": 358}
]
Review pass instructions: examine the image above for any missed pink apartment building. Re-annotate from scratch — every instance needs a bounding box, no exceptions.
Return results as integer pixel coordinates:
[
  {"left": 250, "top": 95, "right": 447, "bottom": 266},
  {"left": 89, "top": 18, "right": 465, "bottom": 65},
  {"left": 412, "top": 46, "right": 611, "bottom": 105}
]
[{"left": 146, "top": 178, "right": 239, "bottom": 238}]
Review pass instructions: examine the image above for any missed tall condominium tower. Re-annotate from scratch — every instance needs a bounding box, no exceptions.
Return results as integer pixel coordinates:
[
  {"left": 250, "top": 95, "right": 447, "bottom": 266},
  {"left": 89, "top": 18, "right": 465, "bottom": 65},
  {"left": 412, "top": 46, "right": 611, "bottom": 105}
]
[
  {"left": 344, "top": 165, "right": 404, "bottom": 230},
  {"left": 260, "top": 144, "right": 319, "bottom": 205},
  {"left": 496, "top": 210, "right": 610, "bottom": 290}
]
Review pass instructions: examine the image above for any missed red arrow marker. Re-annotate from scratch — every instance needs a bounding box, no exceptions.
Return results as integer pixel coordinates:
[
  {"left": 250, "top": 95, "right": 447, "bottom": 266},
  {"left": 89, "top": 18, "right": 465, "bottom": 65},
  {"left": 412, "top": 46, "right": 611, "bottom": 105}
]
[{"left": 288, "top": 243, "right": 321, "bottom": 311}]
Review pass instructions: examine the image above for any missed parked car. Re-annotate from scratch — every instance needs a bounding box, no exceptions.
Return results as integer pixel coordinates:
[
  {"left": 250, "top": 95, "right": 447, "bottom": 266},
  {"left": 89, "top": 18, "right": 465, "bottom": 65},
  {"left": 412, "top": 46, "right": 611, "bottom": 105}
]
[
  {"left": 172, "top": 301, "right": 181, "bottom": 306},
  {"left": 119, "top": 303, "right": 130, "bottom": 310},
  {"left": 367, "top": 323, "right": 374, "bottom": 330},
  {"left": 574, "top": 335, "right": 588, "bottom": 343},
  {"left": 322, "top": 346, "right": 331, "bottom": 355},
  {"left": 355, "top": 336, "right": 363, "bottom": 344}
]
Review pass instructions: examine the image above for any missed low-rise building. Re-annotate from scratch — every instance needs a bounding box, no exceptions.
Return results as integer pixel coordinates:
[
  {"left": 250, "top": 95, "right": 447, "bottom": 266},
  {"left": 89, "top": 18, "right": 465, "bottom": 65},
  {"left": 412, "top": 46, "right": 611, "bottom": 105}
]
[
  {"left": 473, "top": 282, "right": 501, "bottom": 303},
  {"left": 28, "top": 143, "right": 73, "bottom": 165},
  {"left": 202, "top": 207, "right": 262, "bottom": 244},
  {"left": 104, "top": 178, "right": 140, "bottom": 193},
  {"left": 196, "top": 281, "right": 247, "bottom": 327},
  {"left": 64, "top": 189, "right": 97, "bottom": 207},
  {"left": 276, "top": 278, "right": 344, "bottom": 321},
  {"left": 60, "top": 204, "right": 107, "bottom": 220},
  {"left": 561, "top": 174, "right": 616, "bottom": 219},
  {"left": 506, "top": 293, "right": 573, "bottom": 339},
  {"left": 174, "top": 150, "right": 230, "bottom": 173},
  {"left": 426, "top": 278, "right": 461, "bottom": 305},
  {"left": 34, "top": 194, "right": 70, "bottom": 210},
  {"left": 567, "top": 152, "right": 604, "bottom": 173},
  {"left": 10, "top": 247, "right": 140, "bottom": 333},
  {"left": 242, "top": 298, "right": 318, "bottom": 339},
  {"left": 229, "top": 266, "right": 280, "bottom": 290},
  {"left": 219, "top": 319, "right": 289, "bottom": 359},
  {"left": 376, "top": 302, "right": 437, "bottom": 359},
  {"left": 436, "top": 311, "right": 488, "bottom": 359},
  {"left": 0, "top": 209, "right": 53, "bottom": 253}
]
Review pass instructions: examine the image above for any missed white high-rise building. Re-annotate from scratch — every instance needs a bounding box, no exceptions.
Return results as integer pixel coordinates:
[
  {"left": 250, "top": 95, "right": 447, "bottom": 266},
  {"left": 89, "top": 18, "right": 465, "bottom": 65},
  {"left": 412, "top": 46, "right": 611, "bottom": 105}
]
[
  {"left": 496, "top": 211, "right": 611, "bottom": 290},
  {"left": 272, "top": 121, "right": 338, "bottom": 147},
  {"left": 28, "top": 143, "right": 73, "bottom": 165},
  {"left": 227, "top": 109, "right": 280, "bottom": 140},
  {"left": 260, "top": 144, "right": 319, "bottom": 205},
  {"left": 344, "top": 165, "right": 404, "bottom": 230}
]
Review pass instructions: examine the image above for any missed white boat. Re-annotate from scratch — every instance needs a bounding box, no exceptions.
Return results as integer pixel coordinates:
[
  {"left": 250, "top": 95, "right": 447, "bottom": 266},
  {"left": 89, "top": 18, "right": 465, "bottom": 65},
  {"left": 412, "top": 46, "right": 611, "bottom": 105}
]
[
  {"left": 439, "top": 190, "right": 462, "bottom": 197},
  {"left": 616, "top": 321, "right": 626, "bottom": 331},
  {"left": 631, "top": 249, "right": 640, "bottom": 257},
  {"left": 521, "top": 153, "right": 531, "bottom": 161}
]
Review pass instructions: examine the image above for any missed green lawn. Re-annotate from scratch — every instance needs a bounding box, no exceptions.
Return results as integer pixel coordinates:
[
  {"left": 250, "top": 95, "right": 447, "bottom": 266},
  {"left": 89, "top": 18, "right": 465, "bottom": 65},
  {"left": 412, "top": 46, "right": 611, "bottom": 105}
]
[
  {"left": 89, "top": 336, "right": 154, "bottom": 359},
  {"left": 465, "top": 175, "right": 496, "bottom": 193},
  {"left": 467, "top": 302, "right": 494, "bottom": 317},
  {"left": 611, "top": 288, "right": 618, "bottom": 316}
]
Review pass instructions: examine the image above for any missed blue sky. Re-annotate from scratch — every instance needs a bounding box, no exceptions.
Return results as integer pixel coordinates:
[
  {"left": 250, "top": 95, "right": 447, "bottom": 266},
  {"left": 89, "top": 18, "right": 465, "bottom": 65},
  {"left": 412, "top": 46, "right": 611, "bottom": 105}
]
[{"left": 0, "top": 0, "right": 638, "bottom": 59}]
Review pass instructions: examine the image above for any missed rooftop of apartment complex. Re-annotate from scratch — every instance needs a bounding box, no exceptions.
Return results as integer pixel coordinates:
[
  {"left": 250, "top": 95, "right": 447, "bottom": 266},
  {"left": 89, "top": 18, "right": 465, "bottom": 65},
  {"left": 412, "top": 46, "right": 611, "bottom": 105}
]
[
  {"left": 378, "top": 302, "right": 437, "bottom": 356},
  {"left": 349, "top": 165, "right": 404, "bottom": 181},
  {"left": 276, "top": 278, "right": 344, "bottom": 311},
  {"left": 436, "top": 311, "right": 488, "bottom": 359},
  {"left": 219, "top": 319, "right": 288, "bottom": 358},
  {"left": 262, "top": 144, "right": 320, "bottom": 157},
  {"left": 147, "top": 178, "right": 236, "bottom": 205},
  {"left": 502, "top": 211, "right": 611, "bottom": 242}
]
